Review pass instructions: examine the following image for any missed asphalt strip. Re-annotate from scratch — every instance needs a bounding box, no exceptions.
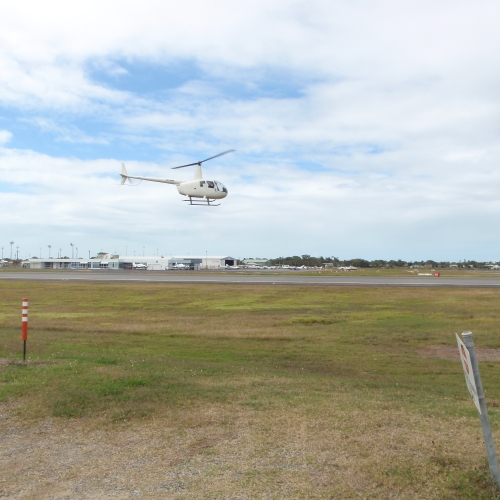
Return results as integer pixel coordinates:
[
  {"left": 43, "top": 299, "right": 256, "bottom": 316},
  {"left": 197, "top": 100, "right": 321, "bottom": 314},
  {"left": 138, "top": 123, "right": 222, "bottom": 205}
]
[{"left": 2, "top": 275, "right": 500, "bottom": 287}]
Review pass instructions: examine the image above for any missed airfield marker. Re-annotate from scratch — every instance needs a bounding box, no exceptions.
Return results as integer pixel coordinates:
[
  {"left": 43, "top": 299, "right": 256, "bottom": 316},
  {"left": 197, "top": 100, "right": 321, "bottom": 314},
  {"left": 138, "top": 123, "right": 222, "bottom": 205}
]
[
  {"left": 21, "top": 297, "right": 28, "bottom": 361},
  {"left": 458, "top": 331, "right": 500, "bottom": 487}
]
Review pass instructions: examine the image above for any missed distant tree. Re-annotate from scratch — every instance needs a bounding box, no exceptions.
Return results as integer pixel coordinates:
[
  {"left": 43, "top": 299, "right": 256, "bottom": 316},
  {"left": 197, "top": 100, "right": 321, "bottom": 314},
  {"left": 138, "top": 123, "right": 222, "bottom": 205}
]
[
  {"left": 346, "top": 258, "right": 370, "bottom": 268},
  {"left": 267, "top": 255, "right": 479, "bottom": 269},
  {"left": 388, "top": 260, "right": 407, "bottom": 267}
]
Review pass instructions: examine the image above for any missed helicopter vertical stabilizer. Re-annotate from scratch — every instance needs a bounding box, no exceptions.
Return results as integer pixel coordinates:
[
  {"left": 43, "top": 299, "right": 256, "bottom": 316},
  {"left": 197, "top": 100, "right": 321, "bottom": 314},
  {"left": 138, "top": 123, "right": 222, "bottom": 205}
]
[{"left": 120, "top": 163, "right": 128, "bottom": 185}]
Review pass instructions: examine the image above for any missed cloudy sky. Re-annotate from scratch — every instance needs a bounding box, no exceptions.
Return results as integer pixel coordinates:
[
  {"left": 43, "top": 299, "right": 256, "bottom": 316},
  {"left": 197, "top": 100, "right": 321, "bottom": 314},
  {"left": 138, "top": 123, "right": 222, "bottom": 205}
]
[{"left": 1, "top": 1, "right": 500, "bottom": 261}]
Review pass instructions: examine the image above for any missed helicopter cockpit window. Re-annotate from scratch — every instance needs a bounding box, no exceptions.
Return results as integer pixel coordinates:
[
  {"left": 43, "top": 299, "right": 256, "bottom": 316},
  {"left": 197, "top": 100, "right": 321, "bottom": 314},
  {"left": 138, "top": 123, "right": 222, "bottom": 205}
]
[
  {"left": 215, "top": 181, "right": 227, "bottom": 193},
  {"left": 207, "top": 181, "right": 215, "bottom": 189},
  {"left": 199, "top": 181, "right": 205, "bottom": 187}
]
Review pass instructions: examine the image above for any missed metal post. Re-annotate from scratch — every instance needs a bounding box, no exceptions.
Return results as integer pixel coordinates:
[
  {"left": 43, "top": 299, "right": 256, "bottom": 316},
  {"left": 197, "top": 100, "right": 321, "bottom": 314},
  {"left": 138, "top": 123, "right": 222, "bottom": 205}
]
[
  {"left": 22, "top": 298, "right": 28, "bottom": 361},
  {"left": 462, "top": 331, "right": 500, "bottom": 487}
]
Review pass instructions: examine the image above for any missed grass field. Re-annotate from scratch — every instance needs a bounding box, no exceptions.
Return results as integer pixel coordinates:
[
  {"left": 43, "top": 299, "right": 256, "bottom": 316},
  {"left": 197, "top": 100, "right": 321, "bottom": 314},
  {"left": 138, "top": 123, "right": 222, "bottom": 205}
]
[{"left": 1, "top": 281, "right": 500, "bottom": 498}]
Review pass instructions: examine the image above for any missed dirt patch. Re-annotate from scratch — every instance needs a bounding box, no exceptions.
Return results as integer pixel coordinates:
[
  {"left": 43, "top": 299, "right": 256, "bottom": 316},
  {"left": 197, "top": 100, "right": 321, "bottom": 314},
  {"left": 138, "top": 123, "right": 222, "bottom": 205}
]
[
  {"left": 0, "top": 358, "right": 55, "bottom": 368},
  {"left": 418, "top": 345, "right": 500, "bottom": 362}
]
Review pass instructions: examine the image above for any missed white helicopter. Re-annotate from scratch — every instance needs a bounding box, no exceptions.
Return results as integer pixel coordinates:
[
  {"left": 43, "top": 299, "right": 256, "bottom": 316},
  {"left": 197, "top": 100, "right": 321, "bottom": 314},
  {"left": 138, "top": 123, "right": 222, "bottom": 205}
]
[{"left": 120, "top": 150, "right": 234, "bottom": 206}]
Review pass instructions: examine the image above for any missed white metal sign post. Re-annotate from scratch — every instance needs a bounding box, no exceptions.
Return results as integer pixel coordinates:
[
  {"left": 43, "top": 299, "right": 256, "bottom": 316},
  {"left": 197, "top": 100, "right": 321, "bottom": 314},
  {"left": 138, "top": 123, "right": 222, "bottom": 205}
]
[
  {"left": 457, "top": 332, "right": 500, "bottom": 487},
  {"left": 456, "top": 333, "right": 480, "bottom": 413}
]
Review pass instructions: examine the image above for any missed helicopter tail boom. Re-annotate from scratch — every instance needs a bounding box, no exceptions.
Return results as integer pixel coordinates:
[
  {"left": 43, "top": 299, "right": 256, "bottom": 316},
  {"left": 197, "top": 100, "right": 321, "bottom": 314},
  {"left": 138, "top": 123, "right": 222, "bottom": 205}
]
[{"left": 120, "top": 163, "right": 183, "bottom": 185}]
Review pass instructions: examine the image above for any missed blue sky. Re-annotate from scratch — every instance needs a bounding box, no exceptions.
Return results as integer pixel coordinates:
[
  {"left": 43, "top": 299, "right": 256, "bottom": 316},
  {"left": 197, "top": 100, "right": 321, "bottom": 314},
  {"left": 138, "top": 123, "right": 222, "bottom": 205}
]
[{"left": 2, "top": 1, "right": 500, "bottom": 261}]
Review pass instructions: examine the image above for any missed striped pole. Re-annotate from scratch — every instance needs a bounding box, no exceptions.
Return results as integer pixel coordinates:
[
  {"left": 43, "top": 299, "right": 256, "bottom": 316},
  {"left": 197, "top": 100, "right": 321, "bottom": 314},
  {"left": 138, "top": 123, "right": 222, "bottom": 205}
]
[{"left": 22, "top": 297, "right": 28, "bottom": 361}]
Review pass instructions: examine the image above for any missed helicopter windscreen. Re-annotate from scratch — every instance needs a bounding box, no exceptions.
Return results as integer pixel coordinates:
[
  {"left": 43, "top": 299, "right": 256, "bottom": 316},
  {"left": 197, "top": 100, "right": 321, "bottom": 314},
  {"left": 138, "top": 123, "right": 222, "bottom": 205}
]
[{"left": 215, "top": 181, "right": 227, "bottom": 193}]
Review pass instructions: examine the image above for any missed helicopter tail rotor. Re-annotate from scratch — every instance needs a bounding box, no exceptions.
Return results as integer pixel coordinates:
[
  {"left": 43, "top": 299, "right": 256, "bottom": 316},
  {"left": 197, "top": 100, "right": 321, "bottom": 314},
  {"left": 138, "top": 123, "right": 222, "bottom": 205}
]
[{"left": 119, "top": 163, "right": 142, "bottom": 186}]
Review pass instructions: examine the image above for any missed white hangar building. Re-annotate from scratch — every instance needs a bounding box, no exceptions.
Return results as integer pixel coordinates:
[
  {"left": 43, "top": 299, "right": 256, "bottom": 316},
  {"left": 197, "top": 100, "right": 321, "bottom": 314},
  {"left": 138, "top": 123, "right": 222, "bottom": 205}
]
[{"left": 28, "top": 255, "right": 238, "bottom": 271}]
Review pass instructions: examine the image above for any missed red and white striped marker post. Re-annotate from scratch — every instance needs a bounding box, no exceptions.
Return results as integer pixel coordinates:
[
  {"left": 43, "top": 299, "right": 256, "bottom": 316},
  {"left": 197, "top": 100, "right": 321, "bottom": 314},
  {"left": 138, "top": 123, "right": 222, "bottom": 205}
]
[{"left": 22, "top": 298, "right": 28, "bottom": 361}]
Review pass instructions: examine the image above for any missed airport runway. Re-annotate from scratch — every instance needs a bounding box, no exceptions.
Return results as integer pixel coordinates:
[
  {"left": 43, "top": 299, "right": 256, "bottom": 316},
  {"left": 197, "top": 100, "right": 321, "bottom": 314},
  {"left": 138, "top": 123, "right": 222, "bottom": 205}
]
[{"left": 2, "top": 271, "right": 500, "bottom": 287}]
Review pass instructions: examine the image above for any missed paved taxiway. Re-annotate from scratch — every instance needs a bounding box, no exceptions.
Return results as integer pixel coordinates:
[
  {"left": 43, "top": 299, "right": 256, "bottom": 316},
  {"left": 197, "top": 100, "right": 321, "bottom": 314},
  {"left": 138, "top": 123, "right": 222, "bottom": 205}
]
[{"left": 2, "top": 271, "right": 500, "bottom": 287}]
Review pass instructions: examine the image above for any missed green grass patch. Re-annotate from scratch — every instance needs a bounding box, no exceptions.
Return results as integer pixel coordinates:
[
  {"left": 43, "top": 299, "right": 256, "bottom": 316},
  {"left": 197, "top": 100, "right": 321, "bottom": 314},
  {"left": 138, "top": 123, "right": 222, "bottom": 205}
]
[{"left": 1, "top": 281, "right": 500, "bottom": 497}]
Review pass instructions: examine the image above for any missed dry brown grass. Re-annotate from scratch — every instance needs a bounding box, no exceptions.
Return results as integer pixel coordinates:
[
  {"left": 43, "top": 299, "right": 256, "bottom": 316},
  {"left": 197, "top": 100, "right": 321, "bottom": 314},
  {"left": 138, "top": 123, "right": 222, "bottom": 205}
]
[{"left": 1, "top": 394, "right": 495, "bottom": 499}]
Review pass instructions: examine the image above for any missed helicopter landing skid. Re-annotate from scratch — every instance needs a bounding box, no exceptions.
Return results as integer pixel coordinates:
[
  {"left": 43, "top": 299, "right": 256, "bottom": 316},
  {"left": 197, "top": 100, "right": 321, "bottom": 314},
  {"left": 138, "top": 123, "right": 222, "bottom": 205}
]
[{"left": 184, "top": 197, "right": 220, "bottom": 206}]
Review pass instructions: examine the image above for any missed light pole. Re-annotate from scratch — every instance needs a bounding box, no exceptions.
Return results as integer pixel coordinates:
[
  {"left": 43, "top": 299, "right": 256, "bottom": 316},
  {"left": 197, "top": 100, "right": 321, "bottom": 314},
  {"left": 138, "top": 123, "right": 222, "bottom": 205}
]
[
  {"left": 48, "top": 245, "right": 51, "bottom": 258},
  {"left": 206, "top": 250, "right": 208, "bottom": 269},
  {"left": 143, "top": 246, "right": 145, "bottom": 256},
  {"left": 16, "top": 246, "right": 19, "bottom": 260},
  {"left": 10, "top": 241, "right": 14, "bottom": 260},
  {"left": 39, "top": 247, "right": 41, "bottom": 258},
  {"left": 70, "top": 243, "right": 74, "bottom": 259},
  {"left": 76, "top": 247, "right": 78, "bottom": 258},
  {"left": 126, "top": 246, "right": 128, "bottom": 256},
  {"left": 1, "top": 247, "right": 3, "bottom": 259},
  {"left": 59, "top": 248, "right": 62, "bottom": 258}
]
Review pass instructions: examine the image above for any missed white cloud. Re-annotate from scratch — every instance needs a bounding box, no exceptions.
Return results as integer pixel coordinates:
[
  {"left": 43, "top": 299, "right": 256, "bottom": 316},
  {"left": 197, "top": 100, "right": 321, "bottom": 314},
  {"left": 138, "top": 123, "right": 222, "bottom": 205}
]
[
  {"left": 0, "top": 130, "right": 12, "bottom": 144},
  {"left": 21, "top": 118, "right": 109, "bottom": 144}
]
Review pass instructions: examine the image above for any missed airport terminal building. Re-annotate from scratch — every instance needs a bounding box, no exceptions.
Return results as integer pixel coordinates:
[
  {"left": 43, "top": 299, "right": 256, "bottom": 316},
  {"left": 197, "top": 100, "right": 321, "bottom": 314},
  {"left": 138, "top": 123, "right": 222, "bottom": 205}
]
[{"left": 28, "top": 254, "right": 238, "bottom": 271}]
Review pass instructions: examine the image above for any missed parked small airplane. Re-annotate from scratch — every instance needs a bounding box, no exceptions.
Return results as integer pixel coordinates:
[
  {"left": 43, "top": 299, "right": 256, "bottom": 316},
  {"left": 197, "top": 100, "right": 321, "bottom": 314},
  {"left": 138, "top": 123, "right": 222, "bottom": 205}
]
[
  {"left": 132, "top": 262, "right": 147, "bottom": 270},
  {"left": 120, "top": 150, "right": 234, "bottom": 206},
  {"left": 172, "top": 263, "right": 187, "bottom": 270}
]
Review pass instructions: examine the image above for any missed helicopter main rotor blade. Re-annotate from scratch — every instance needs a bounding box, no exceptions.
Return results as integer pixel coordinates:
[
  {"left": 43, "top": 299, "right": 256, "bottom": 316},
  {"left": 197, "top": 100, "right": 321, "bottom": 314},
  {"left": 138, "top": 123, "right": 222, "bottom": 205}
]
[
  {"left": 171, "top": 149, "right": 235, "bottom": 169},
  {"left": 199, "top": 149, "right": 236, "bottom": 164}
]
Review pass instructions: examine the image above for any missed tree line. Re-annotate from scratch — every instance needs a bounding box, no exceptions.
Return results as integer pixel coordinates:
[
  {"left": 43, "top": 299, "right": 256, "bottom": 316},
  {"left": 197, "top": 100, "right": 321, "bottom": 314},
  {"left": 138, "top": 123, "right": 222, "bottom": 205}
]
[{"left": 267, "top": 255, "right": 492, "bottom": 268}]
